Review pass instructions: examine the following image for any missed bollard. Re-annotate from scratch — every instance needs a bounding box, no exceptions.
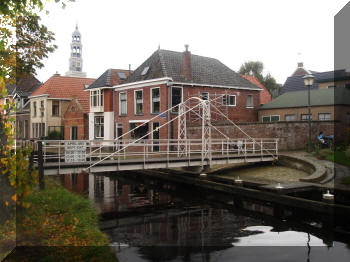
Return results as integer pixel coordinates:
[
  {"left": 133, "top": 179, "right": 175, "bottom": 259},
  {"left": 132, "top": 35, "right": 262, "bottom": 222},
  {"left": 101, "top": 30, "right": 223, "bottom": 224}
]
[{"left": 38, "top": 141, "right": 45, "bottom": 190}]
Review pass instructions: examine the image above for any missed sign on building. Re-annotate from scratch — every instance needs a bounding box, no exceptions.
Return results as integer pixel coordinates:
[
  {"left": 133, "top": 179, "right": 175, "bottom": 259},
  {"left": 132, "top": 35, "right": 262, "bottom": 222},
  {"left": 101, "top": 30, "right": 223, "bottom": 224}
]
[{"left": 65, "top": 141, "right": 86, "bottom": 163}]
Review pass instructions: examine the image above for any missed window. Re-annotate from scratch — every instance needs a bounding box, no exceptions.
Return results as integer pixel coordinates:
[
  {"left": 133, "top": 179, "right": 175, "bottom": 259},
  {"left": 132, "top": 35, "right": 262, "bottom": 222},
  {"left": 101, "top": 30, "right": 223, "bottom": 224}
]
[
  {"left": 262, "top": 115, "right": 280, "bottom": 122},
  {"left": 71, "top": 126, "right": 78, "bottom": 140},
  {"left": 171, "top": 87, "right": 183, "bottom": 113},
  {"left": 262, "top": 116, "right": 271, "bottom": 123},
  {"left": 52, "top": 100, "right": 59, "bottom": 116},
  {"left": 33, "top": 101, "right": 37, "bottom": 117},
  {"left": 285, "top": 114, "right": 296, "bottom": 121},
  {"left": 119, "top": 92, "right": 127, "bottom": 115},
  {"left": 134, "top": 90, "right": 143, "bottom": 115},
  {"left": 18, "top": 121, "right": 22, "bottom": 137},
  {"left": 130, "top": 122, "right": 148, "bottom": 139},
  {"left": 301, "top": 114, "right": 312, "bottom": 121},
  {"left": 71, "top": 106, "right": 75, "bottom": 112},
  {"left": 201, "top": 92, "right": 209, "bottom": 100},
  {"left": 117, "top": 72, "right": 127, "bottom": 79},
  {"left": 327, "top": 86, "right": 336, "bottom": 89},
  {"left": 246, "top": 95, "right": 254, "bottom": 108},
  {"left": 141, "top": 66, "right": 150, "bottom": 76},
  {"left": 223, "top": 95, "right": 236, "bottom": 106},
  {"left": 319, "top": 113, "right": 331, "bottom": 121},
  {"left": 90, "top": 90, "right": 103, "bottom": 107},
  {"left": 24, "top": 120, "right": 28, "bottom": 139},
  {"left": 152, "top": 122, "right": 160, "bottom": 152},
  {"left": 271, "top": 115, "right": 280, "bottom": 122},
  {"left": 151, "top": 88, "right": 160, "bottom": 114},
  {"left": 40, "top": 100, "right": 44, "bottom": 117},
  {"left": 94, "top": 116, "right": 104, "bottom": 138}
]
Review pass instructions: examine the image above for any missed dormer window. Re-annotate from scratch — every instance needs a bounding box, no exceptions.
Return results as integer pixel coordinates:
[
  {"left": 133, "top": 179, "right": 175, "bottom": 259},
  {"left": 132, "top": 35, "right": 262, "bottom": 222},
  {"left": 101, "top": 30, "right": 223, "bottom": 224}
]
[
  {"left": 141, "top": 66, "right": 149, "bottom": 76},
  {"left": 117, "top": 72, "right": 126, "bottom": 79}
]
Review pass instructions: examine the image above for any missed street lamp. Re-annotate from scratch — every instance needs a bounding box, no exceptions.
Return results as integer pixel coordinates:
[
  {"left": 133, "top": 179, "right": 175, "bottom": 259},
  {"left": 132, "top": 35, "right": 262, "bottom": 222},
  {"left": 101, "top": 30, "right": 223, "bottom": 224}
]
[{"left": 303, "top": 74, "right": 315, "bottom": 152}]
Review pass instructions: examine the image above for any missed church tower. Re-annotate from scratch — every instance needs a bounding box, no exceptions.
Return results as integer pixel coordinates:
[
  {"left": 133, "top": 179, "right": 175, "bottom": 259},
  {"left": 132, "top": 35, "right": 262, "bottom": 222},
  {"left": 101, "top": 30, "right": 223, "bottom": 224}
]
[{"left": 65, "top": 25, "right": 86, "bottom": 77}]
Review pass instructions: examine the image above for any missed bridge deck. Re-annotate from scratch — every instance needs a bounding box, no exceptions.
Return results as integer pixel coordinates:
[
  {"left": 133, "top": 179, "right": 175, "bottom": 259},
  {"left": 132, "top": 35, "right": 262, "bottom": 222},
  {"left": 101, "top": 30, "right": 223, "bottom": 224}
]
[{"left": 43, "top": 153, "right": 277, "bottom": 175}]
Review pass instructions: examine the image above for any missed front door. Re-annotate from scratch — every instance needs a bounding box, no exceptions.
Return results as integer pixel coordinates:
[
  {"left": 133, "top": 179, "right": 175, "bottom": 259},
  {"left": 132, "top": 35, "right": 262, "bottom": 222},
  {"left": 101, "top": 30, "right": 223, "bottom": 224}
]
[{"left": 71, "top": 126, "right": 78, "bottom": 140}]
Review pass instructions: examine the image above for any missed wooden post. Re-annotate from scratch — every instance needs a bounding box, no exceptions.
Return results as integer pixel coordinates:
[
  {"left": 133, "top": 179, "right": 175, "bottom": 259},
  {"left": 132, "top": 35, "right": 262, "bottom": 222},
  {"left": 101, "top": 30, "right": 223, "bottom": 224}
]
[{"left": 38, "top": 141, "right": 45, "bottom": 190}]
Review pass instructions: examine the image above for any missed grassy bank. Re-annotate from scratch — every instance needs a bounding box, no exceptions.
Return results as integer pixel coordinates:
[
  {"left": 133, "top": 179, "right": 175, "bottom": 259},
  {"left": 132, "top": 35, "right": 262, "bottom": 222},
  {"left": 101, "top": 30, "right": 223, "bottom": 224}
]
[{"left": 1, "top": 179, "right": 118, "bottom": 261}]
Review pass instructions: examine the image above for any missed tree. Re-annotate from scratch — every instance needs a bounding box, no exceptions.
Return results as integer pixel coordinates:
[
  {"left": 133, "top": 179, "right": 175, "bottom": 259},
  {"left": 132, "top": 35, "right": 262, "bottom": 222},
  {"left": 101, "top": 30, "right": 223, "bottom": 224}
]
[
  {"left": 239, "top": 61, "right": 281, "bottom": 98},
  {"left": 0, "top": 0, "right": 73, "bottom": 215}
]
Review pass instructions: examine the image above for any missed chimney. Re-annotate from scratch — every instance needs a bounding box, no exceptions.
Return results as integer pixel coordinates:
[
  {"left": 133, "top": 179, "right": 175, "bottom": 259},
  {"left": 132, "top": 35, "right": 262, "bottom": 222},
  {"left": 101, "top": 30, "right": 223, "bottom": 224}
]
[{"left": 182, "top": 44, "right": 192, "bottom": 80}]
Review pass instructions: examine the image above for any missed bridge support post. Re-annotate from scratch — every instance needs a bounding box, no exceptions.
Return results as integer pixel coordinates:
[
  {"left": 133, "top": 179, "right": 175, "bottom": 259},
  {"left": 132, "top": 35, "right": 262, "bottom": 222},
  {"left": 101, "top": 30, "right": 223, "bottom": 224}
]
[
  {"left": 201, "top": 100, "right": 212, "bottom": 167},
  {"left": 38, "top": 141, "right": 45, "bottom": 190}
]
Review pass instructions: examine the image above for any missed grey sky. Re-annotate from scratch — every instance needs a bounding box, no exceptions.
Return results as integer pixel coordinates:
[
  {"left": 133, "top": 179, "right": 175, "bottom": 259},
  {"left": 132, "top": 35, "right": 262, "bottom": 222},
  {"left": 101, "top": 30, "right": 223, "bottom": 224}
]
[{"left": 36, "top": 0, "right": 349, "bottom": 84}]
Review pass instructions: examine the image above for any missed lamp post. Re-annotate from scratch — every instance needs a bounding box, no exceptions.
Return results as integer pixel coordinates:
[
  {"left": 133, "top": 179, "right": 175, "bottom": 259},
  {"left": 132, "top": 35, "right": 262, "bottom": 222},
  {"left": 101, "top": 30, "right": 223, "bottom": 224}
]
[{"left": 303, "top": 74, "right": 315, "bottom": 152}]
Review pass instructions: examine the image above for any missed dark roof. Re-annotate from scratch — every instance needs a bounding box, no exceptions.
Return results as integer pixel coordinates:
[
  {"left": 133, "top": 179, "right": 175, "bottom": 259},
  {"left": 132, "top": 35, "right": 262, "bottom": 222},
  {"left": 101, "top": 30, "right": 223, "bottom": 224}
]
[
  {"left": 123, "top": 49, "right": 260, "bottom": 90},
  {"left": 260, "top": 87, "right": 350, "bottom": 109},
  {"left": 87, "top": 68, "right": 131, "bottom": 89},
  {"left": 6, "top": 75, "right": 41, "bottom": 97},
  {"left": 281, "top": 69, "right": 349, "bottom": 94}
]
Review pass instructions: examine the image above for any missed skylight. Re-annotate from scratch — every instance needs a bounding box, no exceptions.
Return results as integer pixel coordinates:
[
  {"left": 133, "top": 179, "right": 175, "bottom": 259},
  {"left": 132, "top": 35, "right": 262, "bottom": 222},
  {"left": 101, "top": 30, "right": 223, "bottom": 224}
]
[
  {"left": 141, "top": 66, "right": 150, "bottom": 76},
  {"left": 117, "top": 72, "right": 127, "bottom": 79}
]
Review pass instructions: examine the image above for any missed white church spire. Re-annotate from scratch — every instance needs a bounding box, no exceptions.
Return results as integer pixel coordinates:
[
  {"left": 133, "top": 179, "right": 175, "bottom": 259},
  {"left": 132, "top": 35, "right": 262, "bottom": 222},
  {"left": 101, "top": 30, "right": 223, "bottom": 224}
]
[{"left": 65, "top": 25, "right": 86, "bottom": 77}]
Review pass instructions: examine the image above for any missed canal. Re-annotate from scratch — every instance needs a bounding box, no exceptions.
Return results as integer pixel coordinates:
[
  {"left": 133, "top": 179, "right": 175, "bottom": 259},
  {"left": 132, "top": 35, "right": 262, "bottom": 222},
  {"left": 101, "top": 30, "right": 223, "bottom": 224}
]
[{"left": 59, "top": 172, "right": 350, "bottom": 262}]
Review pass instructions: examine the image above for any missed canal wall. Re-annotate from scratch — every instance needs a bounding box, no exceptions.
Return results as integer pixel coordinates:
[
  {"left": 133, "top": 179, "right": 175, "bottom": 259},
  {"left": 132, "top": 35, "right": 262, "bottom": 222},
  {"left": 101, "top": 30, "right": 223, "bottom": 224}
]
[{"left": 188, "top": 120, "right": 342, "bottom": 151}]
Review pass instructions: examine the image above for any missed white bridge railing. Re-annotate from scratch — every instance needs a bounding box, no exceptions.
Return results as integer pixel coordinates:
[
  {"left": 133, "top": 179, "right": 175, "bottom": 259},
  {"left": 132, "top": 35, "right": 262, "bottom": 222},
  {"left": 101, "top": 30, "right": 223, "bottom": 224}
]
[{"left": 19, "top": 138, "right": 278, "bottom": 169}]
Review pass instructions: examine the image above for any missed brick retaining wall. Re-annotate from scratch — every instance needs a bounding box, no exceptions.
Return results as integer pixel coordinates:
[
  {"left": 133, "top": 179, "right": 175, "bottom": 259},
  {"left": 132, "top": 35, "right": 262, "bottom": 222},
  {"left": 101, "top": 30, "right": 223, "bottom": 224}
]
[{"left": 188, "top": 121, "right": 343, "bottom": 151}]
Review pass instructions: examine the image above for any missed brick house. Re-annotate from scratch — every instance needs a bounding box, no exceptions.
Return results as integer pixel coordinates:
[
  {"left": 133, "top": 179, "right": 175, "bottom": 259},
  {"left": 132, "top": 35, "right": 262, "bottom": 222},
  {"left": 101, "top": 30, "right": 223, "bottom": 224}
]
[
  {"left": 88, "top": 47, "right": 262, "bottom": 143},
  {"left": 241, "top": 75, "right": 271, "bottom": 105},
  {"left": 2, "top": 75, "right": 41, "bottom": 140},
  {"left": 62, "top": 98, "right": 89, "bottom": 140},
  {"left": 29, "top": 74, "right": 95, "bottom": 139},
  {"left": 258, "top": 87, "right": 350, "bottom": 126},
  {"left": 86, "top": 68, "right": 131, "bottom": 140}
]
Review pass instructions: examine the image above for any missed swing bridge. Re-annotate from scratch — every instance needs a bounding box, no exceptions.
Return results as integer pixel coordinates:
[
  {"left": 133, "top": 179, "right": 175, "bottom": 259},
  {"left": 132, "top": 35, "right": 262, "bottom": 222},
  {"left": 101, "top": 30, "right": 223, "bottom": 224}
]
[{"left": 25, "top": 95, "right": 278, "bottom": 175}]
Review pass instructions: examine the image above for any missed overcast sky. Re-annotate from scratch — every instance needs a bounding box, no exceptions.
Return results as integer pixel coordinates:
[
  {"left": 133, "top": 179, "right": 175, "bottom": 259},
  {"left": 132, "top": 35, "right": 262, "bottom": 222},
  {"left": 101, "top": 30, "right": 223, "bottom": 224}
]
[{"left": 36, "top": 0, "right": 349, "bottom": 84}]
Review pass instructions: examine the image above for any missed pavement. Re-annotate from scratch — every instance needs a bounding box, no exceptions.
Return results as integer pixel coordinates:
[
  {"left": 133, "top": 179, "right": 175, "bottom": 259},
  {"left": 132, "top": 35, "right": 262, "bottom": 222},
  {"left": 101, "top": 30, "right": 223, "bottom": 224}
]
[
  {"left": 280, "top": 151, "right": 350, "bottom": 190},
  {"left": 211, "top": 150, "right": 350, "bottom": 190}
]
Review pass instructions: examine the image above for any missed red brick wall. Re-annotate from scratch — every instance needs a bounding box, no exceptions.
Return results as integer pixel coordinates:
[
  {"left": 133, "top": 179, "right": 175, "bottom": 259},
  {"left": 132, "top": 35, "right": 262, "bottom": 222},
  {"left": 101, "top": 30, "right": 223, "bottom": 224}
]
[
  {"left": 63, "top": 100, "right": 88, "bottom": 140},
  {"left": 114, "top": 84, "right": 260, "bottom": 141},
  {"left": 104, "top": 89, "right": 113, "bottom": 112},
  {"left": 115, "top": 83, "right": 170, "bottom": 140},
  {"left": 188, "top": 121, "right": 341, "bottom": 151}
]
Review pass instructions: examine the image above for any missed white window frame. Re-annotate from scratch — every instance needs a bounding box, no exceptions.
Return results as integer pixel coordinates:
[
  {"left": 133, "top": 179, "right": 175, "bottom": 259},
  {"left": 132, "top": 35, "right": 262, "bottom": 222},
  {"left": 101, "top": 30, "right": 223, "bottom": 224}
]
[
  {"left": 90, "top": 89, "right": 104, "bottom": 108},
  {"left": 134, "top": 89, "right": 143, "bottom": 115},
  {"left": 246, "top": 94, "right": 254, "bottom": 108},
  {"left": 222, "top": 94, "right": 236, "bottom": 106},
  {"left": 94, "top": 116, "right": 104, "bottom": 139},
  {"left": 171, "top": 86, "right": 183, "bottom": 113},
  {"left": 285, "top": 114, "right": 297, "bottom": 121},
  {"left": 119, "top": 92, "right": 127, "bottom": 116},
  {"left": 271, "top": 115, "right": 280, "bottom": 122},
  {"left": 301, "top": 114, "right": 312, "bottom": 121},
  {"left": 24, "top": 119, "right": 28, "bottom": 138},
  {"left": 262, "top": 116, "right": 271, "bottom": 123},
  {"left": 33, "top": 101, "right": 37, "bottom": 117},
  {"left": 150, "top": 87, "right": 161, "bottom": 114},
  {"left": 318, "top": 113, "right": 331, "bottom": 121}
]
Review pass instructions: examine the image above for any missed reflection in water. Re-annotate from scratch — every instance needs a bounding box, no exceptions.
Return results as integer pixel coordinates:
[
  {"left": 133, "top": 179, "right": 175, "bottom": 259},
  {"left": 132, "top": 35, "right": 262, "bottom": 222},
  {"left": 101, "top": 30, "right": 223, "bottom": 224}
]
[{"left": 59, "top": 173, "right": 350, "bottom": 262}]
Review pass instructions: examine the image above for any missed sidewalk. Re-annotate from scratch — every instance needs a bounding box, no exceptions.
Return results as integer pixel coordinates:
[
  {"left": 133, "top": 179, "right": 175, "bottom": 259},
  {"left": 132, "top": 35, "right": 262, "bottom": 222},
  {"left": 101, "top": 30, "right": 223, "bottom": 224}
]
[{"left": 281, "top": 151, "right": 350, "bottom": 190}]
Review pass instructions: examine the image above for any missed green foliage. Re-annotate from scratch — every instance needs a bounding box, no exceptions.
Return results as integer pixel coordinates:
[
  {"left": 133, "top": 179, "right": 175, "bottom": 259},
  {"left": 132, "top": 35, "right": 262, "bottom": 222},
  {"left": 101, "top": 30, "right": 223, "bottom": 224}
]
[
  {"left": 239, "top": 61, "right": 282, "bottom": 98},
  {"left": 17, "top": 180, "right": 111, "bottom": 246}
]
